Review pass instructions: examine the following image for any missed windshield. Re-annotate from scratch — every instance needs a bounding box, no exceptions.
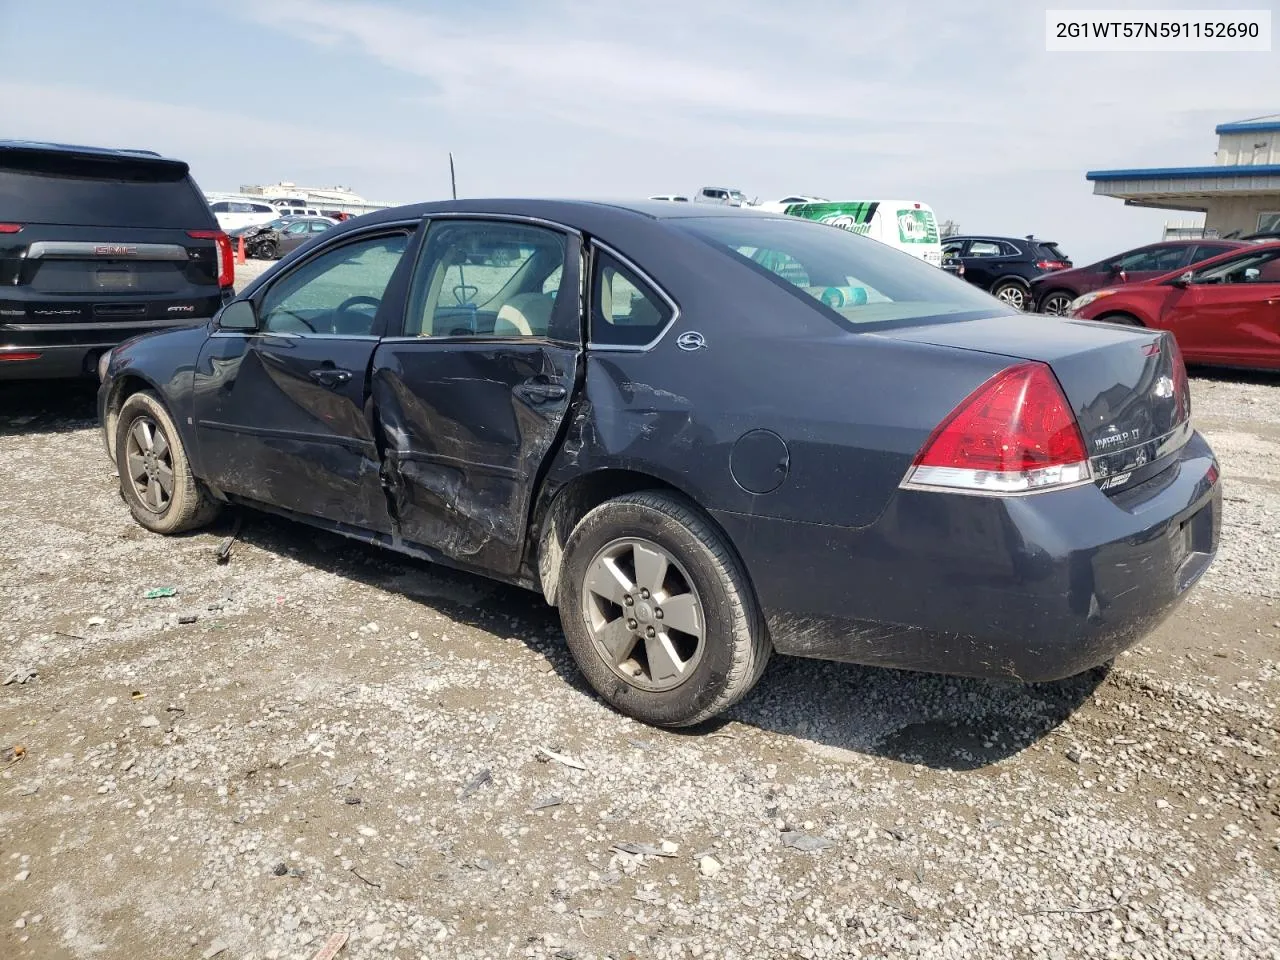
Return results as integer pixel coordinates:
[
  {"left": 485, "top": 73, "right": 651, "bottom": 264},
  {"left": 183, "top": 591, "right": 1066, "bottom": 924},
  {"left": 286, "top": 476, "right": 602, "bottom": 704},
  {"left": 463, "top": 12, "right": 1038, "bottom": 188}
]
[
  {"left": 679, "top": 216, "right": 1008, "bottom": 328},
  {"left": 728, "top": 191, "right": 748, "bottom": 202}
]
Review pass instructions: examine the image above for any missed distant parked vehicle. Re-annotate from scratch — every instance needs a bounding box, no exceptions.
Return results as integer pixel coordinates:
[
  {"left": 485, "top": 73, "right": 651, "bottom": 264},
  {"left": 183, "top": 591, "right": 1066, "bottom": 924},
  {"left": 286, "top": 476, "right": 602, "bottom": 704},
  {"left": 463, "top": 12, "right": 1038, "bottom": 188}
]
[
  {"left": 1031, "top": 239, "right": 1246, "bottom": 316},
  {"left": 230, "top": 216, "right": 336, "bottom": 260},
  {"left": 648, "top": 195, "right": 690, "bottom": 202},
  {"left": 207, "top": 196, "right": 280, "bottom": 232},
  {"left": 753, "top": 195, "right": 829, "bottom": 210},
  {"left": 942, "top": 235, "right": 1071, "bottom": 311},
  {"left": 1070, "top": 241, "right": 1280, "bottom": 370},
  {"left": 776, "top": 200, "right": 944, "bottom": 267},
  {"left": 694, "top": 187, "right": 752, "bottom": 206},
  {"left": 0, "top": 140, "right": 233, "bottom": 380}
]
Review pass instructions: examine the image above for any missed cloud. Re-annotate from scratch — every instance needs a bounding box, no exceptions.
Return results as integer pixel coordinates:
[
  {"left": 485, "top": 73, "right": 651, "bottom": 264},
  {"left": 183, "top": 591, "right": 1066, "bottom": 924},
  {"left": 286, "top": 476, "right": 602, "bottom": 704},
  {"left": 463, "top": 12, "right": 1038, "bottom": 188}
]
[{"left": 0, "top": 81, "right": 423, "bottom": 198}]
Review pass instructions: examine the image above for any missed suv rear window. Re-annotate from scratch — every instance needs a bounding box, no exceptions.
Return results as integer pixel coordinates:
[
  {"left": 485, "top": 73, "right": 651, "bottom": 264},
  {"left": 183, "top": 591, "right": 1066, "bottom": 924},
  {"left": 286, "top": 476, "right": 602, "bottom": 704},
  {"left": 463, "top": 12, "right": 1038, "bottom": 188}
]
[
  {"left": 0, "top": 152, "right": 212, "bottom": 228},
  {"left": 1033, "top": 242, "right": 1068, "bottom": 261},
  {"left": 680, "top": 216, "right": 1005, "bottom": 328}
]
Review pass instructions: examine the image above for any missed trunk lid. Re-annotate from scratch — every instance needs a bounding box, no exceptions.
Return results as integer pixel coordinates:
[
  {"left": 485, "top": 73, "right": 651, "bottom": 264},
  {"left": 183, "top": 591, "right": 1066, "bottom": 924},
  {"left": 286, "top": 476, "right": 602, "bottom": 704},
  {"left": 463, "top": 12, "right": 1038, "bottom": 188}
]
[{"left": 874, "top": 314, "right": 1191, "bottom": 493}]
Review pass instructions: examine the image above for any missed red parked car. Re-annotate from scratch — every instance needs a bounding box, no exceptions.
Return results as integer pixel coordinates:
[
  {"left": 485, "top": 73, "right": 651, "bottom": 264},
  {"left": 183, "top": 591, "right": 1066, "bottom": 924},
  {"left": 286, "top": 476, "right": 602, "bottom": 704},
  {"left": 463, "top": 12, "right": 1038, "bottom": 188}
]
[
  {"left": 1070, "top": 241, "right": 1280, "bottom": 370},
  {"left": 1031, "top": 239, "right": 1246, "bottom": 316}
]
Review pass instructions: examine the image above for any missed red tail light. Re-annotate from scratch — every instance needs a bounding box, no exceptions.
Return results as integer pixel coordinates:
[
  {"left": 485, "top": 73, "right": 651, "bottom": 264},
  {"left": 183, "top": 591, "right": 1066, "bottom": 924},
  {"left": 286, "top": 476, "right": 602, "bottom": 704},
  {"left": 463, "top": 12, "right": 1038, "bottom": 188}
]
[
  {"left": 1035, "top": 260, "right": 1069, "bottom": 271},
  {"left": 0, "top": 352, "right": 42, "bottom": 362},
  {"left": 1169, "top": 337, "right": 1190, "bottom": 421},
  {"left": 0, "top": 223, "right": 22, "bottom": 234},
  {"left": 187, "top": 229, "right": 234, "bottom": 288},
  {"left": 903, "top": 362, "right": 1091, "bottom": 494}
]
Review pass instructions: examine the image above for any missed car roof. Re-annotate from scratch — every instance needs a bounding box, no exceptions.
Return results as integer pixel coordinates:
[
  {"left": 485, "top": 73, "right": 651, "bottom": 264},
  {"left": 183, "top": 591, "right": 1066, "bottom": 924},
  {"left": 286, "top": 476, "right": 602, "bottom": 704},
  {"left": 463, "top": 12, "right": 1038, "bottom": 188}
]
[
  {"left": 0, "top": 139, "right": 189, "bottom": 175},
  {"left": 354, "top": 198, "right": 789, "bottom": 230}
]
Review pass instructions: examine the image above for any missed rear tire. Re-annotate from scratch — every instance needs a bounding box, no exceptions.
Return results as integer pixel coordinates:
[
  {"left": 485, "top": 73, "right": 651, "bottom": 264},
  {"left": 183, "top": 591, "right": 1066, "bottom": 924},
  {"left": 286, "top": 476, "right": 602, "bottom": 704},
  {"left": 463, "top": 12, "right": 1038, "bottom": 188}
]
[
  {"left": 115, "top": 391, "right": 219, "bottom": 535},
  {"left": 1096, "top": 311, "right": 1143, "bottom": 327},
  {"left": 557, "top": 491, "right": 771, "bottom": 727},
  {"left": 1039, "top": 289, "right": 1075, "bottom": 316},
  {"left": 992, "top": 280, "right": 1030, "bottom": 311}
]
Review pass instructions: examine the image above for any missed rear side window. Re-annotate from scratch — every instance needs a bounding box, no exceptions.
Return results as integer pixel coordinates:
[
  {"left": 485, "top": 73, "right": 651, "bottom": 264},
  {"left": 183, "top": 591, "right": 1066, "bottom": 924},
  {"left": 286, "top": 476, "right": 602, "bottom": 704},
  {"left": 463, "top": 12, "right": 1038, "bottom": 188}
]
[
  {"left": 967, "top": 241, "right": 1005, "bottom": 257},
  {"left": 681, "top": 215, "right": 1005, "bottom": 328},
  {"left": 0, "top": 152, "right": 212, "bottom": 228},
  {"left": 591, "top": 252, "right": 673, "bottom": 347}
]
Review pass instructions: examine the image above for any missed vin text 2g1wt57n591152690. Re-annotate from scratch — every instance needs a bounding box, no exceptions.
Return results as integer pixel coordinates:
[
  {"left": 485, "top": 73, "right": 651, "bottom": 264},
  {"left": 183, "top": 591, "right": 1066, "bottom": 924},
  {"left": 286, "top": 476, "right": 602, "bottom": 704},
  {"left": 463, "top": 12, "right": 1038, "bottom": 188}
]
[{"left": 98, "top": 199, "right": 1220, "bottom": 727}]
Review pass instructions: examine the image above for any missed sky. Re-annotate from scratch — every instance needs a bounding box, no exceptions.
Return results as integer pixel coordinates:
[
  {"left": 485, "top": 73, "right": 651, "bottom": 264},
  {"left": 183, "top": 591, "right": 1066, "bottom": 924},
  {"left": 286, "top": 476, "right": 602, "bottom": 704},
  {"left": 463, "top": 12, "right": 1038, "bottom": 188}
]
[{"left": 1, "top": 0, "right": 1277, "bottom": 264}]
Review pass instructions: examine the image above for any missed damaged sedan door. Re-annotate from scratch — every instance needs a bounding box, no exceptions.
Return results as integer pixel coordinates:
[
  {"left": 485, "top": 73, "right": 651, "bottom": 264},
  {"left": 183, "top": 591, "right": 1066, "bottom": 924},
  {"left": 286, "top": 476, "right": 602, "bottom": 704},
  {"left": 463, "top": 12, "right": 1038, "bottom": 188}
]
[
  {"left": 193, "top": 226, "right": 418, "bottom": 531},
  {"left": 371, "top": 217, "right": 583, "bottom": 577}
]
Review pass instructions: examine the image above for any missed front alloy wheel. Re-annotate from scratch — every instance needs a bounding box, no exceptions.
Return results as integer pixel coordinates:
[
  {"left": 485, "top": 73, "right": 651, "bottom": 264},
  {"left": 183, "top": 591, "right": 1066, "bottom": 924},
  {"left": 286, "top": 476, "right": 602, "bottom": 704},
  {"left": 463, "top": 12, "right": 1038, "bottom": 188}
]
[
  {"left": 124, "top": 416, "right": 174, "bottom": 513},
  {"left": 114, "top": 390, "right": 219, "bottom": 535}
]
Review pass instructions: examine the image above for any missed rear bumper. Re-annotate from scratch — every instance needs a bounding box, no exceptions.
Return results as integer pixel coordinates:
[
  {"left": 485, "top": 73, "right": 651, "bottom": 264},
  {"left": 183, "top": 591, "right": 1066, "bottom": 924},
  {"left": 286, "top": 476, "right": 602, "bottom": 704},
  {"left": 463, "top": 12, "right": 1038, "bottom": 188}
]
[
  {"left": 714, "top": 432, "right": 1220, "bottom": 682},
  {"left": 0, "top": 319, "right": 208, "bottom": 380},
  {"left": 0, "top": 342, "right": 110, "bottom": 380}
]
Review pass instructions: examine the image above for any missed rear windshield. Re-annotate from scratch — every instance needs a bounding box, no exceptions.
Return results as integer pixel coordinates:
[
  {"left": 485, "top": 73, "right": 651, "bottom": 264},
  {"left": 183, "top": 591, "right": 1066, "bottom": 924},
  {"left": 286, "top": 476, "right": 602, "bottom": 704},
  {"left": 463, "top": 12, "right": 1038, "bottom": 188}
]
[
  {"left": 0, "top": 153, "right": 212, "bottom": 228},
  {"left": 679, "top": 216, "right": 1008, "bottom": 328},
  {"left": 1034, "top": 242, "right": 1068, "bottom": 261}
]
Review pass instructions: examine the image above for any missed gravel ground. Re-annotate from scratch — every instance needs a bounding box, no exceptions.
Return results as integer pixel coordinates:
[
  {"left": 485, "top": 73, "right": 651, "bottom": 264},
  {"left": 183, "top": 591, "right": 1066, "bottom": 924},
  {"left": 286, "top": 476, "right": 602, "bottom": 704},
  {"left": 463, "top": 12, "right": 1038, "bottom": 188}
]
[{"left": 0, "top": 362, "right": 1277, "bottom": 960}]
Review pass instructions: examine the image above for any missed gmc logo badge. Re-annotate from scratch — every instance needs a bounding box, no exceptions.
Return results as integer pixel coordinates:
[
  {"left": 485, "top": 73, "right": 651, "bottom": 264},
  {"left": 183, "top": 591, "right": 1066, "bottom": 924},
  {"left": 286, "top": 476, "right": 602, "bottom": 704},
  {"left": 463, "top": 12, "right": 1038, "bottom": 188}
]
[{"left": 95, "top": 244, "right": 137, "bottom": 256}]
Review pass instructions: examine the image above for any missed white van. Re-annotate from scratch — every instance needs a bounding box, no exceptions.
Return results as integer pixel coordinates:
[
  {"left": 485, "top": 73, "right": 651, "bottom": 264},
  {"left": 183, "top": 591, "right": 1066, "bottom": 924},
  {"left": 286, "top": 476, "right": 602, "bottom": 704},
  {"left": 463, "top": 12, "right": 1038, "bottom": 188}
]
[
  {"left": 205, "top": 196, "right": 280, "bottom": 232},
  {"left": 759, "top": 199, "right": 943, "bottom": 267}
]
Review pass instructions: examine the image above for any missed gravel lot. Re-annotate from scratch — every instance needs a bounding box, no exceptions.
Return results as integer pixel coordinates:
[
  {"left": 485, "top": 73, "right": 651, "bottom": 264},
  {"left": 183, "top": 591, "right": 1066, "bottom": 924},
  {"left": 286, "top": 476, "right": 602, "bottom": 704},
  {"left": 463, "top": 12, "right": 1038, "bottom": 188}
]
[{"left": 1, "top": 314, "right": 1277, "bottom": 957}]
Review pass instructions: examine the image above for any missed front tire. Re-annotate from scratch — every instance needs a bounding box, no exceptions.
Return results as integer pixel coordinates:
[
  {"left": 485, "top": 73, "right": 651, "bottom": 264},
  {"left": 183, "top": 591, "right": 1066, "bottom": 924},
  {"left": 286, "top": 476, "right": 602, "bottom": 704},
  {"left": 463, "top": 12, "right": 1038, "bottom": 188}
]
[
  {"left": 115, "top": 391, "right": 219, "bottom": 535},
  {"left": 558, "top": 491, "right": 771, "bottom": 727},
  {"left": 992, "top": 280, "right": 1030, "bottom": 311}
]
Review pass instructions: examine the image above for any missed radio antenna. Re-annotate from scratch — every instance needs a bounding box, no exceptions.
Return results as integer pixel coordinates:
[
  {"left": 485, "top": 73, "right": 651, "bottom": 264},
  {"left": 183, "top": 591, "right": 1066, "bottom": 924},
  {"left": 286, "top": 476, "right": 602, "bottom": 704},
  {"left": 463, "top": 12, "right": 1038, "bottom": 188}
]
[{"left": 449, "top": 152, "right": 457, "bottom": 200}]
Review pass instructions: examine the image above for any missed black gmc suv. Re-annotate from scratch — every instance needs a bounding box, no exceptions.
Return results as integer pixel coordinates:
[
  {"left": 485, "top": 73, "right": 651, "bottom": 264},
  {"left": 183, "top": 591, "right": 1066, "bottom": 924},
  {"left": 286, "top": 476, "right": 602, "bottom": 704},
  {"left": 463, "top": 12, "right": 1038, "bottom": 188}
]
[{"left": 0, "top": 141, "right": 233, "bottom": 380}]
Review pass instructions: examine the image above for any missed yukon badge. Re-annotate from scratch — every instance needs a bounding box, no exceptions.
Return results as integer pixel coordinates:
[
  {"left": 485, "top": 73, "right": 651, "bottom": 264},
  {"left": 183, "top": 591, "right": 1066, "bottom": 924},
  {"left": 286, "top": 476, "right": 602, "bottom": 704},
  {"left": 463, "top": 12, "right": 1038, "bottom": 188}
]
[
  {"left": 1152, "top": 375, "right": 1174, "bottom": 399},
  {"left": 675, "top": 331, "right": 706, "bottom": 352}
]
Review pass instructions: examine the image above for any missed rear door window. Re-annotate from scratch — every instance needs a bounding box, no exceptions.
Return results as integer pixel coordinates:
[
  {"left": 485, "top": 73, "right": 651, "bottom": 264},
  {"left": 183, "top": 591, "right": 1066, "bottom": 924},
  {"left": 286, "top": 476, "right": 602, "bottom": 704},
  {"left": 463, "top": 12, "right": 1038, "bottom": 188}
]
[{"left": 0, "top": 152, "right": 211, "bottom": 228}]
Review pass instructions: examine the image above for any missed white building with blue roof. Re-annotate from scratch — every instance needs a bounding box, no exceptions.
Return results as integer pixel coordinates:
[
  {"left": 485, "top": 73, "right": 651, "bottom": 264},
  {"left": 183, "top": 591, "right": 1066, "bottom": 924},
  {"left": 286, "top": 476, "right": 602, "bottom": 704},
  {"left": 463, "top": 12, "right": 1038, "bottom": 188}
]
[{"left": 1086, "top": 116, "right": 1280, "bottom": 240}]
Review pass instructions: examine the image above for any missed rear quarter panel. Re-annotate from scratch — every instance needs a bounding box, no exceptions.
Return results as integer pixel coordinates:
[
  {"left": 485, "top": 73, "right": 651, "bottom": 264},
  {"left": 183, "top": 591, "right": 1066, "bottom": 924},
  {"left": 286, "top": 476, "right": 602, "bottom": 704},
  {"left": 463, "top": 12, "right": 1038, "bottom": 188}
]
[{"left": 539, "top": 219, "right": 1017, "bottom": 531}]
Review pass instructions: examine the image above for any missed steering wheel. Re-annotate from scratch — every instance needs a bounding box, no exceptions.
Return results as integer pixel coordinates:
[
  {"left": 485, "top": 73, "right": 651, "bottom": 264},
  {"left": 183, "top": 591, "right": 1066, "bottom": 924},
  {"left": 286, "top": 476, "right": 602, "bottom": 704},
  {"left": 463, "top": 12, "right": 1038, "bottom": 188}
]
[{"left": 336, "top": 295, "right": 381, "bottom": 314}]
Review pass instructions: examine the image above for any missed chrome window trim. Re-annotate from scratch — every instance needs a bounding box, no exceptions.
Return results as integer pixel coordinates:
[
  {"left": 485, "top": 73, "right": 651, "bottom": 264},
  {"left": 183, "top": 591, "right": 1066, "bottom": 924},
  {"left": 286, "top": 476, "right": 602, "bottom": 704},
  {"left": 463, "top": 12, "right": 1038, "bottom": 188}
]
[
  {"left": 586, "top": 240, "right": 682, "bottom": 353},
  {"left": 418, "top": 211, "right": 583, "bottom": 237}
]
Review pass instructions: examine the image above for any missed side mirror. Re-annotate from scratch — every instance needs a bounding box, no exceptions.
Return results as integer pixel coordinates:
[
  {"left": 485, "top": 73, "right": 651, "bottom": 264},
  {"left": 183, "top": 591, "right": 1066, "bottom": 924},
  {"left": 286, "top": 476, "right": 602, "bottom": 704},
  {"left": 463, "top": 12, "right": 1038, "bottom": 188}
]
[
  {"left": 1170, "top": 271, "right": 1194, "bottom": 288},
  {"left": 1117, "top": 269, "right": 1128, "bottom": 283},
  {"left": 217, "top": 300, "right": 258, "bottom": 331}
]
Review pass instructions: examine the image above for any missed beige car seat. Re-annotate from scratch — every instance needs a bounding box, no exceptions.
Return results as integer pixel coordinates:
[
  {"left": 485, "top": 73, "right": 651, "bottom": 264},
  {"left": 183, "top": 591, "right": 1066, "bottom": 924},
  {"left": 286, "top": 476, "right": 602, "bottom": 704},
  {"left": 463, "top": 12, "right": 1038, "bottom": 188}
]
[{"left": 495, "top": 292, "right": 553, "bottom": 337}]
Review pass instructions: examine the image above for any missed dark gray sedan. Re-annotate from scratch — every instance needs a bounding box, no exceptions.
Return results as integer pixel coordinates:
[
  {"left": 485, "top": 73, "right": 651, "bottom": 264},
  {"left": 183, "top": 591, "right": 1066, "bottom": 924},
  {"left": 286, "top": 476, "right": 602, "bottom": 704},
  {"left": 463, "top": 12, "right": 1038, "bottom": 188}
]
[{"left": 96, "top": 200, "right": 1220, "bottom": 726}]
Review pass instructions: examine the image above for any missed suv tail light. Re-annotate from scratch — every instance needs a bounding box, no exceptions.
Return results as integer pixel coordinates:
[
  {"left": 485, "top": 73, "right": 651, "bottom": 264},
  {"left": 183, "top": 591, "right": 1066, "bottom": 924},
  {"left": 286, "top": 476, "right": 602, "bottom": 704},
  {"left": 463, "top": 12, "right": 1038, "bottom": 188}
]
[
  {"left": 902, "top": 362, "right": 1091, "bottom": 494},
  {"left": 187, "top": 229, "right": 234, "bottom": 288},
  {"left": 1035, "top": 260, "right": 1069, "bottom": 271},
  {"left": 0, "top": 223, "right": 22, "bottom": 234}
]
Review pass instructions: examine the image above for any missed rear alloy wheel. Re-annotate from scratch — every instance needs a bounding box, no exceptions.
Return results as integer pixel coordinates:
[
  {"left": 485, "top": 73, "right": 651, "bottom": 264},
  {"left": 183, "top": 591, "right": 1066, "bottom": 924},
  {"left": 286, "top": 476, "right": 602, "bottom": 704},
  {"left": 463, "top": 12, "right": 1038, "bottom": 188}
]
[
  {"left": 1039, "top": 290, "right": 1075, "bottom": 316},
  {"left": 115, "top": 391, "right": 219, "bottom": 535},
  {"left": 993, "top": 281, "right": 1030, "bottom": 311},
  {"left": 558, "top": 491, "right": 771, "bottom": 727}
]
